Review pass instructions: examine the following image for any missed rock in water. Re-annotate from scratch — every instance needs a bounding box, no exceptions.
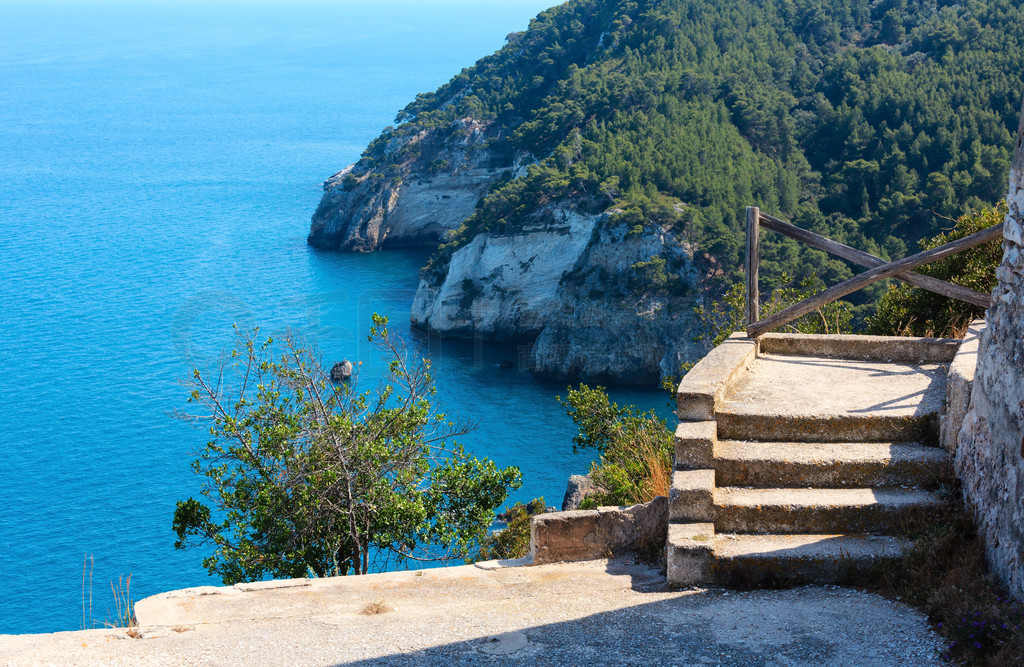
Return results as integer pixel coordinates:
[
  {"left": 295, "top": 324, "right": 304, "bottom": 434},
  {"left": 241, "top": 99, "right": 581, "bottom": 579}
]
[
  {"left": 562, "top": 474, "right": 596, "bottom": 511},
  {"left": 330, "top": 360, "right": 353, "bottom": 382}
]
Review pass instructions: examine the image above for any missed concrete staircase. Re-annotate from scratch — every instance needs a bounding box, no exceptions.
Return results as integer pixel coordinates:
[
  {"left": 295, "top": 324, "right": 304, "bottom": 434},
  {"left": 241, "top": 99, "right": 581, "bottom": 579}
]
[{"left": 666, "top": 332, "right": 965, "bottom": 586}]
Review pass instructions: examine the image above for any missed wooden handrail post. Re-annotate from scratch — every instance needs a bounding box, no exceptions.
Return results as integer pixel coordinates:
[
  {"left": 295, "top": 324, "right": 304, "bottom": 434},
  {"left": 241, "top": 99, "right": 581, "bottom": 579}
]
[{"left": 746, "top": 206, "right": 760, "bottom": 326}]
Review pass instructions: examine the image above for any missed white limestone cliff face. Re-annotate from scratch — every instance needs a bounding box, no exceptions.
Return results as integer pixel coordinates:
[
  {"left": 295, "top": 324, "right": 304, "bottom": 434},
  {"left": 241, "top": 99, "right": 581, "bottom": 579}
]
[
  {"left": 411, "top": 207, "right": 599, "bottom": 341},
  {"left": 411, "top": 207, "right": 703, "bottom": 385},
  {"left": 532, "top": 222, "right": 703, "bottom": 384},
  {"left": 956, "top": 98, "right": 1024, "bottom": 596},
  {"left": 308, "top": 118, "right": 509, "bottom": 251}
]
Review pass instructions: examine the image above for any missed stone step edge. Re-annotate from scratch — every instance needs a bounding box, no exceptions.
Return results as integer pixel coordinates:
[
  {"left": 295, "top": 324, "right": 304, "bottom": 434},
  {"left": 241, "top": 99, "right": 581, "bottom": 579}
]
[
  {"left": 666, "top": 522, "right": 715, "bottom": 587},
  {"left": 758, "top": 332, "right": 959, "bottom": 363},
  {"left": 675, "top": 333, "right": 758, "bottom": 422},
  {"left": 669, "top": 469, "right": 714, "bottom": 522},
  {"left": 713, "top": 440, "right": 952, "bottom": 489},
  {"left": 715, "top": 411, "right": 939, "bottom": 443},
  {"left": 667, "top": 528, "right": 910, "bottom": 587},
  {"left": 674, "top": 420, "right": 716, "bottom": 470},
  {"left": 714, "top": 487, "right": 943, "bottom": 535},
  {"left": 709, "top": 533, "right": 909, "bottom": 586},
  {"left": 715, "top": 486, "right": 943, "bottom": 506}
]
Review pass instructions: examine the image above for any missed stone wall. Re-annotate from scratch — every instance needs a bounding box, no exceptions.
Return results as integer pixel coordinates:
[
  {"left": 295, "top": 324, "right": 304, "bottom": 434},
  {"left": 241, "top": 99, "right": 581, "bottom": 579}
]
[
  {"left": 956, "top": 98, "right": 1024, "bottom": 596},
  {"left": 530, "top": 496, "right": 668, "bottom": 565}
]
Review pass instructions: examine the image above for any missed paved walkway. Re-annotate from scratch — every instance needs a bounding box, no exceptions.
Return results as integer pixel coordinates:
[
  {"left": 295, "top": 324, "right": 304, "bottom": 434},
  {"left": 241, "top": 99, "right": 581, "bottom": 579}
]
[
  {"left": 720, "top": 353, "right": 948, "bottom": 420},
  {"left": 1, "top": 559, "right": 944, "bottom": 665}
]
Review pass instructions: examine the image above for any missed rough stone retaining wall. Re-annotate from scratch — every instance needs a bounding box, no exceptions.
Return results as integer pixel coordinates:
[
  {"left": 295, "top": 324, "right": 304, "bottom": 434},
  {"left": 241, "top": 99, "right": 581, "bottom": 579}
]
[
  {"left": 940, "top": 320, "right": 983, "bottom": 454},
  {"left": 956, "top": 98, "right": 1024, "bottom": 596},
  {"left": 530, "top": 496, "right": 667, "bottom": 565}
]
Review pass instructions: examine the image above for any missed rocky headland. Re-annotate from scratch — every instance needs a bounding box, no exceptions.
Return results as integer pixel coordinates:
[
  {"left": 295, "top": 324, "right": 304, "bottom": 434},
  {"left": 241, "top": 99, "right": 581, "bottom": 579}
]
[
  {"left": 309, "top": 117, "right": 703, "bottom": 385},
  {"left": 307, "top": 0, "right": 1024, "bottom": 386},
  {"left": 308, "top": 118, "right": 505, "bottom": 251}
]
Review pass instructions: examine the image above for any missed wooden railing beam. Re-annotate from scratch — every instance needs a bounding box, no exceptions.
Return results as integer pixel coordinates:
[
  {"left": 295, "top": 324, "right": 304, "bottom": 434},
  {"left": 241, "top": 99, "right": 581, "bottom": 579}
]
[
  {"left": 758, "top": 212, "right": 991, "bottom": 309},
  {"left": 747, "top": 222, "right": 1004, "bottom": 338}
]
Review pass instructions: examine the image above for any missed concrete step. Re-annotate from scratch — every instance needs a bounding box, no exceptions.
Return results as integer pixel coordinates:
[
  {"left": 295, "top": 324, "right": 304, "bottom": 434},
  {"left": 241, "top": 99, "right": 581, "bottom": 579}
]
[
  {"left": 710, "top": 533, "right": 906, "bottom": 586},
  {"left": 714, "top": 487, "right": 941, "bottom": 534},
  {"left": 666, "top": 522, "right": 715, "bottom": 586},
  {"left": 716, "top": 354, "right": 947, "bottom": 442},
  {"left": 715, "top": 412, "right": 939, "bottom": 443},
  {"left": 669, "top": 470, "right": 715, "bottom": 522},
  {"left": 714, "top": 441, "right": 951, "bottom": 489}
]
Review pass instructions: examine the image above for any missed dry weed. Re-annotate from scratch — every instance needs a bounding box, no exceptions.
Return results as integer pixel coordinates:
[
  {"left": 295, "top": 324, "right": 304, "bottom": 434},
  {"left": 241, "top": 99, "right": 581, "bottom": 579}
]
[{"left": 360, "top": 599, "right": 392, "bottom": 615}]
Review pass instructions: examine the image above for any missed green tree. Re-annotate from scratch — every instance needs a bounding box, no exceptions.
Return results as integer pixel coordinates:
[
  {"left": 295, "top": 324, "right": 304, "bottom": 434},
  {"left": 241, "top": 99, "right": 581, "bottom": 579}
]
[
  {"left": 172, "top": 315, "right": 521, "bottom": 584},
  {"left": 878, "top": 9, "right": 907, "bottom": 45}
]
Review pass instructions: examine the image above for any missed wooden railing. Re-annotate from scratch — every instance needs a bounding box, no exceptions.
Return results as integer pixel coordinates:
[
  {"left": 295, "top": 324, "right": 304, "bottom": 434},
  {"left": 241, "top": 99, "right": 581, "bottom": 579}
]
[{"left": 744, "top": 206, "right": 1002, "bottom": 338}]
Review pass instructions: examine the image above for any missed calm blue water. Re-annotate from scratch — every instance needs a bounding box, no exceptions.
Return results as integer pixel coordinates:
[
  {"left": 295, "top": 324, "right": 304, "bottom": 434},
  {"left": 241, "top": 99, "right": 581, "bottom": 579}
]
[{"left": 0, "top": 1, "right": 668, "bottom": 635}]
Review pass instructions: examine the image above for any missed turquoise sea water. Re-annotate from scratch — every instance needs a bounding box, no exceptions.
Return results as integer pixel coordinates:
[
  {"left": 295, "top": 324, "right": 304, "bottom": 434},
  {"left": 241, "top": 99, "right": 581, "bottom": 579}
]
[{"left": 0, "top": 1, "right": 669, "bottom": 634}]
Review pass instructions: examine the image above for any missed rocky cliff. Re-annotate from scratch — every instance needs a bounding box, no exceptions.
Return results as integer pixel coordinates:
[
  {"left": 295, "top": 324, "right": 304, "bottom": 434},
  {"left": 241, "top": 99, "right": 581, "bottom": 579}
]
[
  {"left": 308, "top": 119, "right": 510, "bottom": 251},
  {"left": 308, "top": 110, "right": 705, "bottom": 385},
  {"left": 411, "top": 204, "right": 703, "bottom": 385},
  {"left": 956, "top": 98, "right": 1024, "bottom": 596}
]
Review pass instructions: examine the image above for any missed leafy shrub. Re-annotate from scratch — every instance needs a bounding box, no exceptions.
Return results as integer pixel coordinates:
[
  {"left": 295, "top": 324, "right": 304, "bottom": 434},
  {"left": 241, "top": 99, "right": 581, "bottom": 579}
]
[
  {"left": 559, "top": 385, "right": 672, "bottom": 508},
  {"left": 473, "top": 497, "right": 547, "bottom": 562},
  {"left": 867, "top": 203, "right": 1005, "bottom": 337},
  {"left": 695, "top": 273, "right": 854, "bottom": 348}
]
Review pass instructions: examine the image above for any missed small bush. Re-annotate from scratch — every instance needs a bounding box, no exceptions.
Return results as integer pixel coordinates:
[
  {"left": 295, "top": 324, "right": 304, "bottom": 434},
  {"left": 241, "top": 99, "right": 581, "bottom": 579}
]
[
  {"left": 360, "top": 599, "right": 392, "bottom": 615},
  {"left": 474, "top": 497, "right": 546, "bottom": 562},
  {"left": 429, "top": 159, "right": 451, "bottom": 174},
  {"left": 867, "top": 203, "right": 1005, "bottom": 337},
  {"left": 559, "top": 385, "right": 672, "bottom": 508},
  {"left": 695, "top": 273, "right": 853, "bottom": 348}
]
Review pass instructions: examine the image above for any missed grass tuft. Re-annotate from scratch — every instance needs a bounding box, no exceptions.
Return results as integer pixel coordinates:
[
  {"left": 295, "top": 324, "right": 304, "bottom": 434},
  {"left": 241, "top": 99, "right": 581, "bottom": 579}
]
[
  {"left": 105, "top": 573, "right": 137, "bottom": 631},
  {"left": 360, "top": 599, "right": 392, "bottom": 615}
]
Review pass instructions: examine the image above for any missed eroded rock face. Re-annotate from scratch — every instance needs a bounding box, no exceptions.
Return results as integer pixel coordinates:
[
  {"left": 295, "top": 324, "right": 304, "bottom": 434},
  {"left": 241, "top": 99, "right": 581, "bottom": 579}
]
[
  {"left": 308, "top": 119, "right": 508, "bottom": 251},
  {"left": 309, "top": 117, "right": 706, "bottom": 385},
  {"left": 411, "top": 206, "right": 704, "bottom": 385},
  {"left": 957, "top": 99, "right": 1024, "bottom": 596},
  {"left": 531, "top": 220, "right": 703, "bottom": 385},
  {"left": 562, "top": 474, "right": 596, "bottom": 512},
  {"left": 411, "top": 206, "right": 599, "bottom": 341}
]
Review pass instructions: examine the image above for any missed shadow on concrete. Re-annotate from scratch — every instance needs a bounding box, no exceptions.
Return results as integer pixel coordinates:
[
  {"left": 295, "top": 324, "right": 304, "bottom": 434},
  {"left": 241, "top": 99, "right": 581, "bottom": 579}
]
[
  {"left": 332, "top": 583, "right": 940, "bottom": 666},
  {"left": 603, "top": 558, "right": 669, "bottom": 594},
  {"left": 750, "top": 355, "right": 947, "bottom": 416}
]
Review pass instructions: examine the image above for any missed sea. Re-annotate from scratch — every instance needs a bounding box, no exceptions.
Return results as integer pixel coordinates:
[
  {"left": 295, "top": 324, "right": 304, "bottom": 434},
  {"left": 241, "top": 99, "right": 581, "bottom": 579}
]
[{"left": 0, "top": 1, "right": 670, "bottom": 634}]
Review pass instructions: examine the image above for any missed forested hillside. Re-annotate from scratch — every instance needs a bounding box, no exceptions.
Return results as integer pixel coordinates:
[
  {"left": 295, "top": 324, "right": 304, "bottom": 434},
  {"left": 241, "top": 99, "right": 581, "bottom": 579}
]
[{"left": 362, "top": 0, "right": 1022, "bottom": 299}]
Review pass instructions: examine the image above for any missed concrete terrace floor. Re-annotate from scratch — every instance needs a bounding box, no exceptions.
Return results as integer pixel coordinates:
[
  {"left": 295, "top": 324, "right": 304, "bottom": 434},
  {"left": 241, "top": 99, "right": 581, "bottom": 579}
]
[
  {"left": 719, "top": 353, "right": 948, "bottom": 420},
  {"left": 1, "top": 558, "right": 944, "bottom": 666}
]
